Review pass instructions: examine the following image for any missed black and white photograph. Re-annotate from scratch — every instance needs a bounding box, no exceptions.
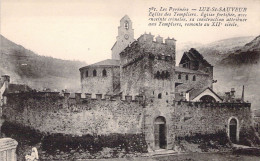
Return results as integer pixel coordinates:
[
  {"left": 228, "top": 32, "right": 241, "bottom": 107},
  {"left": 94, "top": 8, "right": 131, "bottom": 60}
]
[{"left": 0, "top": 0, "right": 260, "bottom": 160}]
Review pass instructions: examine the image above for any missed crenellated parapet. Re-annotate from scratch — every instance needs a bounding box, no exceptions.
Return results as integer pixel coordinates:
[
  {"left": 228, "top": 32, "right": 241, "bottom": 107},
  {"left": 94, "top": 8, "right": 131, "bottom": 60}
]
[
  {"left": 4, "top": 91, "right": 145, "bottom": 104},
  {"left": 174, "top": 100, "right": 251, "bottom": 109}
]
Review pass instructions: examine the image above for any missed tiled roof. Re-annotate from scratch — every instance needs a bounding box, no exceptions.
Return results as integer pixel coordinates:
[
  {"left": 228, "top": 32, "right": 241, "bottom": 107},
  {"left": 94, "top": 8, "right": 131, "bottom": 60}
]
[
  {"left": 175, "top": 66, "right": 208, "bottom": 75},
  {"left": 80, "top": 59, "right": 120, "bottom": 70},
  {"left": 187, "top": 87, "right": 223, "bottom": 101}
]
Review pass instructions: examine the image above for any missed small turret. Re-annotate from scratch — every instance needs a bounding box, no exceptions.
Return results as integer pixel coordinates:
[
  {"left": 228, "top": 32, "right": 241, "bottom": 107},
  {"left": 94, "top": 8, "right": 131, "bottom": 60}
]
[
  {"left": 155, "top": 35, "right": 163, "bottom": 44},
  {"left": 139, "top": 32, "right": 154, "bottom": 42},
  {"left": 165, "top": 37, "right": 176, "bottom": 46}
]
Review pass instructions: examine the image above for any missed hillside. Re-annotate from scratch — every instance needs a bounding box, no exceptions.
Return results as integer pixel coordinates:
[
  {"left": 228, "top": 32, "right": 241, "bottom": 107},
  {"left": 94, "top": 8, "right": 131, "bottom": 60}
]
[
  {"left": 0, "top": 34, "right": 86, "bottom": 92},
  {"left": 177, "top": 36, "right": 254, "bottom": 65},
  {"left": 214, "top": 35, "right": 260, "bottom": 110}
]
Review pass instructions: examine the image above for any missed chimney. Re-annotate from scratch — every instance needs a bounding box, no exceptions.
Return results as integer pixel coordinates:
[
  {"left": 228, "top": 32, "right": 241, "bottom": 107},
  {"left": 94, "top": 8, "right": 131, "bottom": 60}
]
[
  {"left": 1, "top": 75, "right": 10, "bottom": 89},
  {"left": 230, "top": 88, "right": 235, "bottom": 98},
  {"left": 155, "top": 35, "right": 163, "bottom": 43},
  {"left": 241, "top": 85, "right": 244, "bottom": 102}
]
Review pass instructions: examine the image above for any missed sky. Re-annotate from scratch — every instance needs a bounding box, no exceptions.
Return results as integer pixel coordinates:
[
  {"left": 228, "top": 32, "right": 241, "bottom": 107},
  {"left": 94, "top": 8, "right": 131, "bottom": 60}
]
[{"left": 1, "top": 0, "right": 260, "bottom": 64}]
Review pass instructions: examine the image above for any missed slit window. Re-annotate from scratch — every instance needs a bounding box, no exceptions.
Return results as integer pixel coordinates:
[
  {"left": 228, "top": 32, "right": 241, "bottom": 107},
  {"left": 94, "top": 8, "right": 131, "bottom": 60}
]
[
  {"left": 93, "top": 70, "right": 97, "bottom": 77},
  {"left": 102, "top": 69, "right": 107, "bottom": 77},
  {"left": 158, "top": 93, "right": 162, "bottom": 99},
  {"left": 178, "top": 74, "right": 181, "bottom": 79},
  {"left": 193, "top": 75, "right": 196, "bottom": 81},
  {"left": 85, "top": 70, "right": 88, "bottom": 77},
  {"left": 186, "top": 75, "right": 188, "bottom": 80}
]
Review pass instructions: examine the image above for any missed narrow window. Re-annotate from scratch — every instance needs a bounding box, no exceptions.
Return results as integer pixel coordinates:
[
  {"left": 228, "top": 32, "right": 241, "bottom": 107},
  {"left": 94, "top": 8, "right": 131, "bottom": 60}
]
[
  {"left": 161, "top": 71, "right": 165, "bottom": 79},
  {"left": 85, "top": 70, "right": 88, "bottom": 77},
  {"left": 166, "top": 71, "right": 170, "bottom": 78},
  {"left": 193, "top": 75, "right": 196, "bottom": 81},
  {"left": 81, "top": 72, "right": 84, "bottom": 79},
  {"left": 156, "top": 71, "right": 160, "bottom": 78},
  {"left": 178, "top": 74, "right": 181, "bottom": 79},
  {"left": 158, "top": 93, "right": 162, "bottom": 99},
  {"left": 102, "top": 69, "right": 107, "bottom": 77},
  {"left": 186, "top": 75, "right": 188, "bottom": 80},
  {"left": 93, "top": 70, "right": 97, "bottom": 77}
]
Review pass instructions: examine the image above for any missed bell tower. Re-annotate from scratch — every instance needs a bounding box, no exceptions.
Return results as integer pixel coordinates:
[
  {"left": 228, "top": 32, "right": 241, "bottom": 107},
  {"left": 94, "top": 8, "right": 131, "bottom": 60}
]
[{"left": 111, "top": 15, "right": 135, "bottom": 60}]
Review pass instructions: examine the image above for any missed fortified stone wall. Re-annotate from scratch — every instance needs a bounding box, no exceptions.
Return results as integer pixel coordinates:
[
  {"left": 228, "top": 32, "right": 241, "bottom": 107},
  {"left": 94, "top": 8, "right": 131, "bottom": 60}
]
[
  {"left": 2, "top": 92, "right": 144, "bottom": 135},
  {"left": 143, "top": 100, "right": 252, "bottom": 150}
]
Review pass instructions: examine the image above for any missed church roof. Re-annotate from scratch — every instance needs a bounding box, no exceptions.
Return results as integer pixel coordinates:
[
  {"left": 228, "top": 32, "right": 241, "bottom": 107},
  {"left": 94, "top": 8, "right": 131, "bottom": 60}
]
[
  {"left": 80, "top": 59, "right": 120, "bottom": 70},
  {"left": 187, "top": 87, "right": 223, "bottom": 101},
  {"left": 175, "top": 66, "right": 208, "bottom": 75},
  {"left": 179, "top": 48, "right": 212, "bottom": 67},
  {"left": 111, "top": 41, "right": 117, "bottom": 50}
]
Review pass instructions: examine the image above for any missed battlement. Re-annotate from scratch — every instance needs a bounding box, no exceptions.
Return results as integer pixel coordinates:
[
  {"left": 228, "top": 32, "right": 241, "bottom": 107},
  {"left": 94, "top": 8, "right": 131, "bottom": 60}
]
[
  {"left": 174, "top": 100, "right": 251, "bottom": 109},
  {"left": 137, "top": 32, "right": 176, "bottom": 45},
  {"left": 5, "top": 91, "right": 144, "bottom": 104}
]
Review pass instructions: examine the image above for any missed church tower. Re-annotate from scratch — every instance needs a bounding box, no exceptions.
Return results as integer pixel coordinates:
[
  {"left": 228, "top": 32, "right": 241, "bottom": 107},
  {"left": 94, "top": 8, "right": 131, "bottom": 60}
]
[{"left": 111, "top": 15, "right": 135, "bottom": 60}]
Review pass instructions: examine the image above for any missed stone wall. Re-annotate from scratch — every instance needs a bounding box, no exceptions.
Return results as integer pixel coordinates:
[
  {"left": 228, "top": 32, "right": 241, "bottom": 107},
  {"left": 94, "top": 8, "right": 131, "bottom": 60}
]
[
  {"left": 175, "top": 72, "right": 212, "bottom": 93},
  {"left": 2, "top": 92, "right": 144, "bottom": 135},
  {"left": 143, "top": 100, "right": 252, "bottom": 150},
  {"left": 120, "top": 36, "right": 176, "bottom": 97},
  {"left": 2, "top": 92, "right": 253, "bottom": 152},
  {"left": 80, "top": 66, "right": 120, "bottom": 97}
]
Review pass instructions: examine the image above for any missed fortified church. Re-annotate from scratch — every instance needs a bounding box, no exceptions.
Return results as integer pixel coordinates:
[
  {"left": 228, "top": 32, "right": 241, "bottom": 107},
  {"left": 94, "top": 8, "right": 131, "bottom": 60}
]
[
  {"left": 80, "top": 15, "right": 217, "bottom": 102},
  {"left": 1, "top": 15, "right": 253, "bottom": 152},
  {"left": 78, "top": 15, "right": 252, "bottom": 150}
]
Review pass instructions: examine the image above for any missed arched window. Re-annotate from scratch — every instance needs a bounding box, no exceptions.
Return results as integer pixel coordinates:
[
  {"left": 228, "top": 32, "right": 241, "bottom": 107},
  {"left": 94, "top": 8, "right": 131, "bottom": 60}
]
[
  {"left": 199, "top": 95, "right": 216, "bottom": 103},
  {"left": 124, "top": 21, "right": 129, "bottom": 30},
  {"left": 85, "top": 70, "right": 88, "bottom": 77},
  {"left": 158, "top": 93, "right": 162, "bottom": 99},
  {"left": 166, "top": 71, "right": 170, "bottom": 78},
  {"left": 93, "top": 70, "right": 97, "bottom": 77},
  {"left": 193, "top": 75, "right": 196, "bottom": 81},
  {"left": 155, "top": 71, "right": 160, "bottom": 78},
  {"left": 102, "top": 69, "right": 107, "bottom": 77},
  {"left": 161, "top": 71, "right": 165, "bottom": 79},
  {"left": 186, "top": 75, "right": 188, "bottom": 80},
  {"left": 178, "top": 74, "right": 181, "bottom": 79}
]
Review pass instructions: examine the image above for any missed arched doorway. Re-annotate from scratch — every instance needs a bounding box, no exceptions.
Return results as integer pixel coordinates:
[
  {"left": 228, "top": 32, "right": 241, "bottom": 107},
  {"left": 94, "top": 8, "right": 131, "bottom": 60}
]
[
  {"left": 229, "top": 118, "right": 238, "bottom": 143},
  {"left": 154, "top": 116, "right": 167, "bottom": 149},
  {"left": 199, "top": 95, "right": 216, "bottom": 102}
]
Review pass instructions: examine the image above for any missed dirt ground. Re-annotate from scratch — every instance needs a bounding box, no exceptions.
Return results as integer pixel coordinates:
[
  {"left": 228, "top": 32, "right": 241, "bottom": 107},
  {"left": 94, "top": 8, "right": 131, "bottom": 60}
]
[{"left": 79, "top": 152, "right": 260, "bottom": 161}]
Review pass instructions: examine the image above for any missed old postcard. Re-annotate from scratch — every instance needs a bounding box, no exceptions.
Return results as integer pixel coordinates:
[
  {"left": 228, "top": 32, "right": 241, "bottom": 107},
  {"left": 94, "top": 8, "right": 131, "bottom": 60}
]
[{"left": 0, "top": 0, "right": 260, "bottom": 160}]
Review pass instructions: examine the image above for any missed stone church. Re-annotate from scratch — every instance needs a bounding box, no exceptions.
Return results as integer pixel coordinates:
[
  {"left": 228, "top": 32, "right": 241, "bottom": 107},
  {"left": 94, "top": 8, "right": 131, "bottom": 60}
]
[
  {"left": 80, "top": 15, "right": 219, "bottom": 102},
  {"left": 1, "top": 15, "right": 253, "bottom": 153},
  {"left": 78, "top": 15, "right": 252, "bottom": 150}
]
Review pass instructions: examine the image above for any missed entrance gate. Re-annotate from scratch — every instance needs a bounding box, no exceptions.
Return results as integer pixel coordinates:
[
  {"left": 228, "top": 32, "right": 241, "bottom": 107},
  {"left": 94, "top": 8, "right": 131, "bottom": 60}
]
[
  {"left": 154, "top": 116, "right": 167, "bottom": 149},
  {"left": 229, "top": 118, "right": 237, "bottom": 143}
]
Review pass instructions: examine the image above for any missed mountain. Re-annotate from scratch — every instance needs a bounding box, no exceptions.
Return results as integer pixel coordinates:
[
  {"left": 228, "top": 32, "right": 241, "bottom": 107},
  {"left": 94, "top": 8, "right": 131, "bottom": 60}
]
[
  {"left": 213, "top": 35, "right": 260, "bottom": 110},
  {"left": 0, "top": 34, "right": 87, "bottom": 92},
  {"left": 219, "top": 35, "right": 260, "bottom": 65},
  {"left": 177, "top": 36, "right": 254, "bottom": 66}
]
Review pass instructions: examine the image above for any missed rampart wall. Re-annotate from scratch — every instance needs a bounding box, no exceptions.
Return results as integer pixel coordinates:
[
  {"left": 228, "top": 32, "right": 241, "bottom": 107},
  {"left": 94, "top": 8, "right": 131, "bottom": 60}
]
[{"left": 2, "top": 92, "right": 144, "bottom": 135}]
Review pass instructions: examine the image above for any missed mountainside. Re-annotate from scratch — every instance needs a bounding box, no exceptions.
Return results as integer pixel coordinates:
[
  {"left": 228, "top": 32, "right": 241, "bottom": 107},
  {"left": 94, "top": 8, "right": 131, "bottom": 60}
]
[
  {"left": 213, "top": 35, "right": 260, "bottom": 110},
  {"left": 177, "top": 36, "right": 254, "bottom": 65},
  {"left": 0, "top": 35, "right": 86, "bottom": 92}
]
